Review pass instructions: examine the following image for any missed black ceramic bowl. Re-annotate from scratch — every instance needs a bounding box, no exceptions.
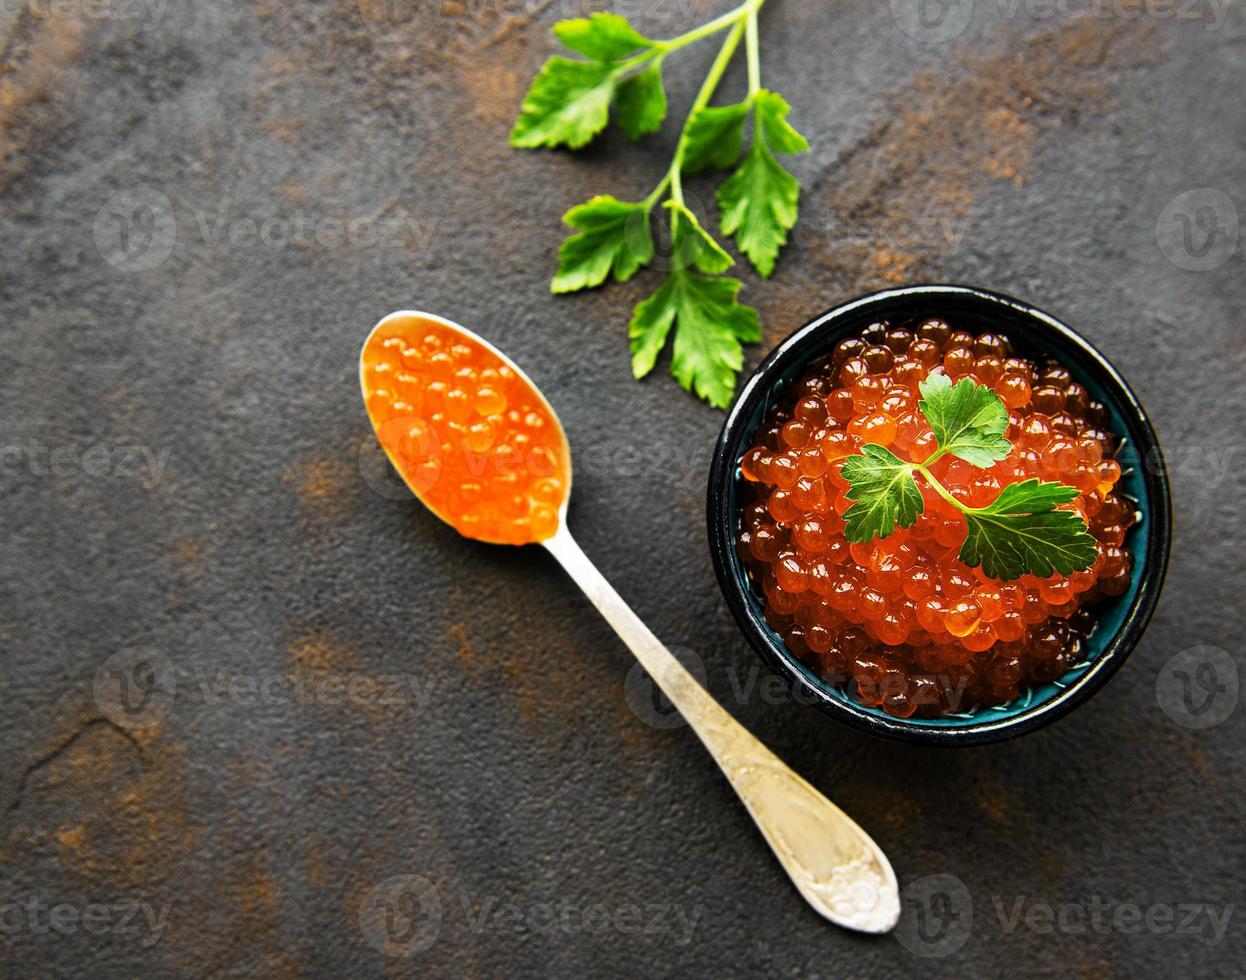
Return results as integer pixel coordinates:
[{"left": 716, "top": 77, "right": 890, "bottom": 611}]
[{"left": 708, "top": 285, "right": 1172, "bottom": 745}]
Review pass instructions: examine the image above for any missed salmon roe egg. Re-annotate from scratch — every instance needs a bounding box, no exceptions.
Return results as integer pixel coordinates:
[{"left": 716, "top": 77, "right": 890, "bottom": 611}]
[
  {"left": 362, "top": 315, "right": 570, "bottom": 545},
  {"left": 735, "top": 319, "right": 1133, "bottom": 716}
]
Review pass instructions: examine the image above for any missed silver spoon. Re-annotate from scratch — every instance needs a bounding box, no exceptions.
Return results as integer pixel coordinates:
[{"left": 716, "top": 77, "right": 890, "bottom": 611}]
[{"left": 360, "top": 310, "right": 900, "bottom": 933}]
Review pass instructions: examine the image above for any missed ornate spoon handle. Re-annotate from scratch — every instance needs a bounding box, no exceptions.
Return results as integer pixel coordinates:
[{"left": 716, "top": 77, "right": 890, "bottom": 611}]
[{"left": 544, "top": 525, "right": 900, "bottom": 933}]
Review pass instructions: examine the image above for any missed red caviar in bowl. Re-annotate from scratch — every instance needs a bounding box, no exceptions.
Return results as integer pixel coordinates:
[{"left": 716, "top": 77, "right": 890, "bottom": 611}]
[
  {"left": 736, "top": 318, "right": 1136, "bottom": 717},
  {"left": 361, "top": 313, "right": 570, "bottom": 545}
]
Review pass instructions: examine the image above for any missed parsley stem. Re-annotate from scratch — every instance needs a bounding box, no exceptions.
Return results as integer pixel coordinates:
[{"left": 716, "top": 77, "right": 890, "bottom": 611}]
[
  {"left": 745, "top": 4, "right": 762, "bottom": 96},
  {"left": 657, "top": 2, "right": 752, "bottom": 53},
  {"left": 616, "top": 2, "right": 749, "bottom": 81},
  {"left": 914, "top": 462, "right": 971, "bottom": 514},
  {"left": 640, "top": 18, "right": 746, "bottom": 215},
  {"left": 615, "top": 50, "right": 662, "bottom": 75},
  {"left": 918, "top": 463, "right": 1042, "bottom": 517},
  {"left": 641, "top": 172, "right": 672, "bottom": 212},
  {"left": 670, "top": 17, "right": 747, "bottom": 207},
  {"left": 640, "top": 2, "right": 769, "bottom": 227}
]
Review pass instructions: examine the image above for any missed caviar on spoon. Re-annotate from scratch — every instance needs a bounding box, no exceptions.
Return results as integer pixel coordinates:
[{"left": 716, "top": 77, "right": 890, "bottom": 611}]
[{"left": 360, "top": 310, "right": 899, "bottom": 933}]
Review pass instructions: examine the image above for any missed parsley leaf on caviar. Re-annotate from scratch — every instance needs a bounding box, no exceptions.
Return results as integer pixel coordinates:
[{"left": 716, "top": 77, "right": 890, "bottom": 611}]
[
  {"left": 552, "top": 12, "right": 655, "bottom": 61},
  {"left": 917, "top": 373, "right": 1012, "bottom": 467},
  {"left": 616, "top": 62, "right": 668, "bottom": 139},
  {"left": 977, "top": 478, "right": 1082, "bottom": 514},
  {"left": 551, "top": 196, "right": 653, "bottom": 294},
  {"left": 629, "top": 224, "right": 760, "bottom": 409},
  {"left": 961, "top": 480, "right": 1100, "bottom": 579},
  {"left": 843, "top": 379, "right": 1098, "bottom": 579},
  {"left": 841, "top": 445, "right": 924, "bottom": 543},
  {"left": 510, "top": 57, "right": 622, "bottom": 150}
]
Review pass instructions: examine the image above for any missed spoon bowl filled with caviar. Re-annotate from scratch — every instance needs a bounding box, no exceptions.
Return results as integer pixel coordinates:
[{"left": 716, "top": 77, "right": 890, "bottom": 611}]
[{"left": 708, "top": 285, "right": 1172, "bottom": 745}]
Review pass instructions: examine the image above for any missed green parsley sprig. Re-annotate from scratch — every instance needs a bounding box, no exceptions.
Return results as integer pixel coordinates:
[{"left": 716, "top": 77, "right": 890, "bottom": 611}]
[
  {"left": 840, "top": 374, "right": 1099, "bottom": 581},
  {"left": 510, "top": 2, "right": 807, "bottom": 408}
]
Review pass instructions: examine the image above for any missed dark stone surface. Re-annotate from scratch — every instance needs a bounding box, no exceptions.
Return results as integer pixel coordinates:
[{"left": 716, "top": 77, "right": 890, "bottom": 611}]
[{"left": 0, "top": 1, "right": 1242, "bottom": 976}]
